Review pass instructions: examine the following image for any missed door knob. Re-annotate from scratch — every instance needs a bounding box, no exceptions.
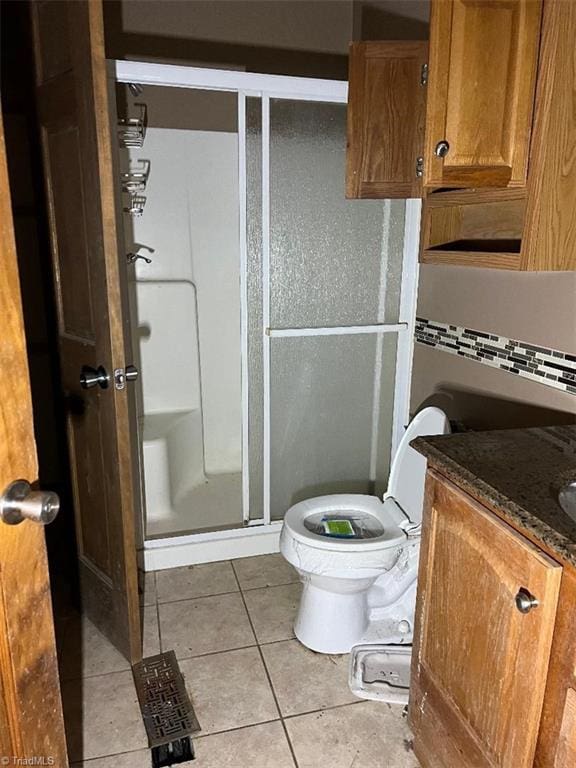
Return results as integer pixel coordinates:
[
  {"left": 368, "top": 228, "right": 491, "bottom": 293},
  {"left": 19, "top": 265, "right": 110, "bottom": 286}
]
[
  {"left": 515, "top": 587, "right": 539, "bottom": 614},
  {"left": 434, "top": 140, "right": 450, "bottom": 158},
  {"left": 80, "top": 365, "right": 110, "bottom": 389},
  {"left": 0, "top": 480, "right": 60, "bottom": 525}
]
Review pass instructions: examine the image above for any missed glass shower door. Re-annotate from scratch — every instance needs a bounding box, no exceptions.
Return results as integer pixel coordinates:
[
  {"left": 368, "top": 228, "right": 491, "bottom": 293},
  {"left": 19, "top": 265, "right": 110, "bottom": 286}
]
[{"left": 264, "top": 99, "right": 407, "bottom": 522}]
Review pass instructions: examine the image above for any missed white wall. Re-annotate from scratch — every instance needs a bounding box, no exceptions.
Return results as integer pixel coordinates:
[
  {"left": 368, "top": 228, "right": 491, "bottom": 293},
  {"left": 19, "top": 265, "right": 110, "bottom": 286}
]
[{"left": 128, "top": 127, "right": 242, "bottom": 474}]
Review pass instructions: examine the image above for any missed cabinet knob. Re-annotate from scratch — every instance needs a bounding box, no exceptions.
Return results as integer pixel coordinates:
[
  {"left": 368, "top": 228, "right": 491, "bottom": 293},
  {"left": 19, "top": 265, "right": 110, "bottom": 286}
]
[
  {"left": 515, "top": 587, "right": 539, "bottom": 614},
  {"left": 434, "top": 140, "right": 450, "bottom": 158}
]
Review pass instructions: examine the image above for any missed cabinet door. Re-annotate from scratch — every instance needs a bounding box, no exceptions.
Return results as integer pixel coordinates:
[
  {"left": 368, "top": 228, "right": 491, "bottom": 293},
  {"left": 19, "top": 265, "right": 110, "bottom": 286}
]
[
  {"left": 535, "top": 568, "right": 576, "bottom": 767},
  {"left": 424, "top": 0, "right": 542, "bottom": 189},
  {"left": 346, "top": 41, "right": 428, "bottom": 198},
  {"left": 410, "top": 472, "right": 561, "bottom": 768}
]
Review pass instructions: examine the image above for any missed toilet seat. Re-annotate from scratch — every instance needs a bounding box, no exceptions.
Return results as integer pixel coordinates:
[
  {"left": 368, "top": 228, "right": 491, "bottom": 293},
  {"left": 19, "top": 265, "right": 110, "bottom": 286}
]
[{"left": 283, "top": 494, "right": 408, "bottom": 552}]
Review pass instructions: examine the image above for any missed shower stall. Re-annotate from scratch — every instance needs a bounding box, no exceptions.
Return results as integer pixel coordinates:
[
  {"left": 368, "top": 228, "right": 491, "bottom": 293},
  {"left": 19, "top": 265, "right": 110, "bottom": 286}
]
[{"left": 114, "top": 62, "right": 420, "bottom": 570}]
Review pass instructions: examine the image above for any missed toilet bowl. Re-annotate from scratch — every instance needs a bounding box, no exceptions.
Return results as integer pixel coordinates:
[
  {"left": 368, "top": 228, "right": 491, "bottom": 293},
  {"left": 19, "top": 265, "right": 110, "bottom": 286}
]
[{"left": 280, "top": 406, "right": 450, "bottom": 654}]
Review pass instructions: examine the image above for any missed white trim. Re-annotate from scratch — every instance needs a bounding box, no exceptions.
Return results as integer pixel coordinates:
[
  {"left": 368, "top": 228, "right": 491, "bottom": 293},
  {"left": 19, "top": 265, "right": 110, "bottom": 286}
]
[
  {"left": 238, "top": 93, "right": 250, "bottom": 523},
  {"left": 114, "top": 60, "right": 347, "bottom": 102},
  {"left": 391, "top": 199, "right": 422, "bottom": 455},
  {"left": 370, "top": 200, "right": 392, "bottom": 482},
  {"left": 268, "top": 323, "right": 407, "bottom": 338},
  {"left": 262, "top": 96, "right": 271, "bottom": 526},
  {"left": 143, "top": 523, "right": 282, "bottom": 570}
]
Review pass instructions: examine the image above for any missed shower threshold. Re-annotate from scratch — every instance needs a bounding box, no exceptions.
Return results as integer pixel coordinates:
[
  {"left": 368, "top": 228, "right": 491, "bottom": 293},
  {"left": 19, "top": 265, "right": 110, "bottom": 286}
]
[{"left": 143, "top": 519, "right": 283, "bottom": 571}]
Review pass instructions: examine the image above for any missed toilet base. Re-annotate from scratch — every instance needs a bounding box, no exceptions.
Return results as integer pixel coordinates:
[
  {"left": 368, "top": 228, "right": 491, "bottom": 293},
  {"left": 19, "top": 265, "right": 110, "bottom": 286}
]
[
  {"left": 294, "top": 581, "right": 371, "bottom": 654},
  {"left": 292, "top": 553, "right": 418, "bottom": 655}
]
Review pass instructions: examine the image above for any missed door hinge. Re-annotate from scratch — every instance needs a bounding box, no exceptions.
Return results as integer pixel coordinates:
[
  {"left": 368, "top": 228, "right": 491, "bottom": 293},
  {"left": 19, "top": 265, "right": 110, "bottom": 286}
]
[
  {"left": 420, "top": 63, "right": 428, "bottom": 86},
  {"left": 416, "top": 157, "right": 424, "bottom": 178}
]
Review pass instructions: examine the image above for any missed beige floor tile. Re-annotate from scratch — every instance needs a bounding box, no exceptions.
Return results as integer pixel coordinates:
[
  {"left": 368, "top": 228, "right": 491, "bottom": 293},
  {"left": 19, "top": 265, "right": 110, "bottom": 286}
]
[
  {"left": 159, "top": 592, "right": 255, "bottom": 659},
  {"left": 194, "top": 721, "right": 295, "bottom": 767},
  {"left": 143, "top": 606, "right": 161, "bottom": 657},
  {"left": 60, "top": 615, "right": 130, "bottom": 681},
  {"left": 70, "top": 723, "right": 294, "bottom": 768},
  {"left": 261, "top": 640, "right": 357, "bottom": 716},
  {"left": 156, "top": 561, "right": 238, "bottom": 603},
  {"left": 70, "top": 749, "right": 155, "bottom": 767},
  {"left": 233, "top": 553, "right": 299, "bottom": 591},
  {"left": 62, "top": 671, "right": 148, "bottom": 762},
  {"left": 243, "top": 583, "right": 301, "bottom": 644},
  {"left": 139, "top": 569, "right": 157, "bottom": 606},
  {"left": 180, "top": 647, "right": 279, "bottom": 734},
  {"left": 285, "top": 701, "right": 419, "bottom": 768}
]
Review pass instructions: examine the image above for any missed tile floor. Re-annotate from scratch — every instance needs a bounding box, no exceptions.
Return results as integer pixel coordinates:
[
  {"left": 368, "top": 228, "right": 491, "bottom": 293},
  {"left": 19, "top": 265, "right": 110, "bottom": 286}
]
[{"left": 58, "top": 554, "right": 419, "bottom": 767}]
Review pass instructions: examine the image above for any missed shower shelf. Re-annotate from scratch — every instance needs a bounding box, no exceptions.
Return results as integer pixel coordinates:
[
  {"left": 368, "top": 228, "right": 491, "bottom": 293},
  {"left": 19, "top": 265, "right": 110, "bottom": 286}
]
[
  {"left": 124, "top": 194, "right": 147, "bottom": 217},
  {"left": 121, "top": 160, "right": 150, "bottom": 194},
  {"left": 118, "top": 103, "right": 147, "bottom": 148}
]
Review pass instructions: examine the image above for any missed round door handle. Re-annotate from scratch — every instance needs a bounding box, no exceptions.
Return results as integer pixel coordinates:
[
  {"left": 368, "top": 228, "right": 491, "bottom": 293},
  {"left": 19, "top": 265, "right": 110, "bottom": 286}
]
[
  {"left": 0, "top": 480, "right": 60, "bottom": 525},
  {"left": 515, "top": 587, "right": 539, "bottom": 614},
  {"left": 80, "top": 365, "right": 110, "bottom": 390},
  {"left": 434, "top": 140, "right": 450, "bottom": 158}
]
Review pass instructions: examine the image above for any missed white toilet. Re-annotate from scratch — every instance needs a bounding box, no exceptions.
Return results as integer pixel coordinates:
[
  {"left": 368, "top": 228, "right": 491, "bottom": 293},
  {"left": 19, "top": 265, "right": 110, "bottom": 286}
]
[{"left": 280, "top": 407, "right": 450, "bottom": 655}]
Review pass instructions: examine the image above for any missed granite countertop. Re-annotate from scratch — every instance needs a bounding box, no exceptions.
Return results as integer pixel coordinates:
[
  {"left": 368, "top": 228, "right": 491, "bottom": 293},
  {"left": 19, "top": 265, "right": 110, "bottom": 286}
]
[{"left": 411, "top": 425, "right": 576, "bottom": 567}]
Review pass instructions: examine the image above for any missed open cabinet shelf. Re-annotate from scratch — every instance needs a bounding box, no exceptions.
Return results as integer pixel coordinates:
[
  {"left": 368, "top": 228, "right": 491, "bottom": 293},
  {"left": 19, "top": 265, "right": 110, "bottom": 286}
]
[{"left": 420, "top": 188, "right": 526, "bottom": 270}]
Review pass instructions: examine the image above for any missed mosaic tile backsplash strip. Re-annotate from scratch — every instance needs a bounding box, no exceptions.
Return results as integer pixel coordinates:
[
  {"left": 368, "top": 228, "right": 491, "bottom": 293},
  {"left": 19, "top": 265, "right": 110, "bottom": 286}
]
[{"left": 415, "top": 318, "right": 576, "bottom": 396}]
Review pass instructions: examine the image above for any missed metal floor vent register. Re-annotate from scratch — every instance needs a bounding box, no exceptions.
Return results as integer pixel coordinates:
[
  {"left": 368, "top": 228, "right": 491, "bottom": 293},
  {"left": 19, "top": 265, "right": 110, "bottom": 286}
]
[{"left": 133, "top": 651, "right": 200, "bottom": 767}]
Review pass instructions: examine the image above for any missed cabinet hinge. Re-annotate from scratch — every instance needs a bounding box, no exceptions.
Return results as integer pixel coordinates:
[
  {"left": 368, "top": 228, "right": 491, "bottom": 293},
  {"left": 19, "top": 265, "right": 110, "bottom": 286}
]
[
  {"left": 420, "top": 63, "right": 428, "bottom": 86},
  {"left": 416, "top": 157, "right": 424, "bottom": 178}
]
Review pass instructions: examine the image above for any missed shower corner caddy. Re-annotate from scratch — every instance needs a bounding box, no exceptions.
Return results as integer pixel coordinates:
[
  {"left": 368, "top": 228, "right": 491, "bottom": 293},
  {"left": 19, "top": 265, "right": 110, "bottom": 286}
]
[{"left": 118, "top": 103, "right": 150, "bottom": 217}]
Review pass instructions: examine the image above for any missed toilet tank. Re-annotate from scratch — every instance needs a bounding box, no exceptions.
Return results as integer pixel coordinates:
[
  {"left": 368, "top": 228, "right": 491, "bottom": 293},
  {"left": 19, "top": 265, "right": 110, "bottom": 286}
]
[{"left": 385, "top": 407, "right": 450, "bottom": 525}]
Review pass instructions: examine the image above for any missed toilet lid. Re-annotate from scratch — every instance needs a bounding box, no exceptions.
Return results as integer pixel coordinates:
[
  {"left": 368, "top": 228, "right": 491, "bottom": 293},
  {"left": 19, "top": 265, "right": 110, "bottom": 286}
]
[{"left": 283, "top": 494, "right": 408, "bottom": 552}]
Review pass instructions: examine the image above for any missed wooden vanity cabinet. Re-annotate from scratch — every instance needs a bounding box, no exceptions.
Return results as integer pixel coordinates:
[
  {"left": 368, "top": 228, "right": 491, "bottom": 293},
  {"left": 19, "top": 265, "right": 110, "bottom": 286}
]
[
  {"left": 534, "top": 567, "right": 576, "bottom": 766},
  {"left": 410, "top": 470, "right": 562, "bottom": 768}
]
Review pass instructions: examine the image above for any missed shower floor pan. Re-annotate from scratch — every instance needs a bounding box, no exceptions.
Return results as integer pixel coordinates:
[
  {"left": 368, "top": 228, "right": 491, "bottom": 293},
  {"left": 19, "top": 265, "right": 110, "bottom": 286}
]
[{"left": 142, "top": 411, "right": 243, "bottom": 537}]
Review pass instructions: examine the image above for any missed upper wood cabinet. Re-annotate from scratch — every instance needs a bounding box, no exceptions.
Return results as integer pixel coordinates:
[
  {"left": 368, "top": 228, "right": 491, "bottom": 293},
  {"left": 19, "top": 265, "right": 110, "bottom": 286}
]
[
  {"left": 410, "top": 472, "right": 562, "bottom": 768},
  {"left": 346, "top": 0, "right": 542, "bottom": 198},
  {"left": 424, "top": 0, "right": 542, "bottom": 189},
  {"left": 346, "top": 0, "right": 576, "bottom": 270},
  {"left": 346, "top": 41, "right": 428, "bottom": 199}
]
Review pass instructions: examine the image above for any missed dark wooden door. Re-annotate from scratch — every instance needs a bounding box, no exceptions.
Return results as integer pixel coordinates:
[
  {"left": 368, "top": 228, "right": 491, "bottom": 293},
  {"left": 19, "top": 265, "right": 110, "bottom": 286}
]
[
  {"left": 31, "top": 0, "right": 141, "bottom": 662},
  {"left": 0, "top": 108, "right": 68, "bottom": 765}
]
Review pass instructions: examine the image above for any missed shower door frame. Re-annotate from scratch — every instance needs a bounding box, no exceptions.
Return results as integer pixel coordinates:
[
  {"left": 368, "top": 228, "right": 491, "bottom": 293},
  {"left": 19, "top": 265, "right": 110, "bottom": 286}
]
[{"left": 114, "top": 61, "right": 421, "bottom": 570}]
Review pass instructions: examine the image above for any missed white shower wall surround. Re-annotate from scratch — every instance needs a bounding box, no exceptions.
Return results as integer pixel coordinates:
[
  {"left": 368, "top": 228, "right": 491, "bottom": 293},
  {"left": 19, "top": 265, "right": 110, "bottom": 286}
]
[{"left": 127, "top": 127, "right": 243, "bottom": 536}]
